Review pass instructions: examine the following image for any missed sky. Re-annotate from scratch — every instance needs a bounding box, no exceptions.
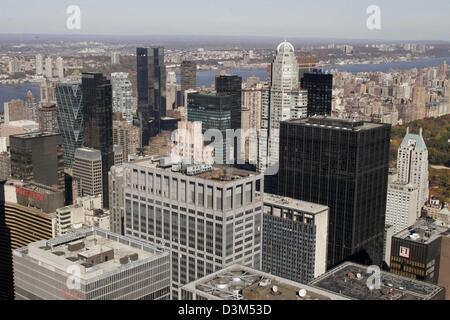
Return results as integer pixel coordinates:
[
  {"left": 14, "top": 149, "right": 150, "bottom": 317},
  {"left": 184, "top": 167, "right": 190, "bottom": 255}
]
[{"left": 0, "top": 0, "right": 449, "bottom": 41}]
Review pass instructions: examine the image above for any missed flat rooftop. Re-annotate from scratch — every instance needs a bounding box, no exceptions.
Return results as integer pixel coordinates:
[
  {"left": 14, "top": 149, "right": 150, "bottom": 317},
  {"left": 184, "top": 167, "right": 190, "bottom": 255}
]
[
  {"left": 10, "top": 131, "right": 61, "bottom": 139},
  {"left": 131, "top": 157, "right": 259, "bottom": 182},
  {"left": 309, "top": 262, "right": 444, "bottom": 300},
  {"left": 182, "top": 265, "right": 347, "bottom": 300},
  {"left": 394, "top": 219, "right": 449, "bottom": 244},
  {"left": 14, "top": 228, "right": 167, "bottom": 282},
  {"left": 264, "top": 193, "right": 328, "bottom": 215},
  {"left": 288, "top": 116, "right": 386, "bottom": 131}
]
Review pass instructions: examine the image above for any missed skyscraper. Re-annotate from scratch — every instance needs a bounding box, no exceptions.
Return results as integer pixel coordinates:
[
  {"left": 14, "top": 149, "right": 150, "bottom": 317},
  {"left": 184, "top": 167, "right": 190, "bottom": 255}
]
[
  {"left": 215, "top": 75, "right": 242, "bottom": 131},
  {"left": 55, "top": 82, "right": 84, "bottom": 166},
  {"left": 259, "top": 41, "right": 303, "bottom": 172},
  {"left": 277, "top": 117, "right": 391, "bottom": 268},
  {"left": 38, "top": 103, "right": 59, "bottom": 133},
  {"left": 73, "top": 148, "right": 103, "bottom": 199},
  {"left": 111, "top": 72, "right": 133, "bottom": 123},
  {"left": 136, "top": 47, "right": 166, "bottom": 144},
  {"left": 301, "top": 69, "right": 333, "bottom": 117},
  {"left": 81, "top": 73, "right": 114, "bottom": 208},
  {"left": 187, "top": 93, "right": 232, "bottom": 164},
  {"left": 44, "top": 56, "right": 53, "bottom": 79},
  {"left": 123, "top": 158, "right": 264, "bottom": 299},
  {"left": 10, "top": 132, "right": 65, "bottom": 191},
  {"left": 262, "top": 194, "right": 329, "bottom": 284},
  {"left": 180, "top": 61, "right": 197, "bottom": 92},
  {"left": 35, "top": 54, "right": 43, "bottom": 76},
  {"left": 397, "top": 128, "right": 429, "bottom": 212},
  {"left": 56, "top": 57, "right": 64, "bottom": 79}
]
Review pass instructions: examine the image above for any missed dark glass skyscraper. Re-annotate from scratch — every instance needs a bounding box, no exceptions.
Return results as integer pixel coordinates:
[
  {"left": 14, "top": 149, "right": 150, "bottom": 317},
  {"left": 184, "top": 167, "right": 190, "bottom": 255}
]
[
  {"left": 276, "top": 117, "right": 391, "bottom": 268},
  {"left": 215, "top": 75, "right": 242, "bottom": 130},
  {"left": 55, "top": 82, "right": 84, "bottom": 166},
  {"left": 187, "top": 93, "right": 232, "bottom": 164},
  {"left": 10, "top": 132, "right": 65, "bottom": 191},
  {"left": 301, "top": 69, "right": 333, "bottom": 117},
  {"left": 81, "top": 72, "right": 114, "bottom": 208},
  {"left": 136, "top": 47, "right": 166, "bottom": 144},
  {"left": 180, "top": 61, "right": 197, "bottom": 92}
]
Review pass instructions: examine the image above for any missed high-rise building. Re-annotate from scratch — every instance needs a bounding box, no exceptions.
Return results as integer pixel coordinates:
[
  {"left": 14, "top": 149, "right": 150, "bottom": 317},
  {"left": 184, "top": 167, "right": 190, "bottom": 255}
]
[
  {"left": 136, "top": 47, "right": 166, "bottom": 143},
  {"left": 111, "top": 72, "right": 133, "bottom": 123},
  {"left": 73, "top": 148, "right": 103, "bottom": 200},
  {"left": 262, "top": 194, "right": 328, "bottom": 284},
  {"left": 277, "top": 117, "right": 391, "bottom": 268},
  {"left": 10, "top": 132, "right": 65, "bottom": 191},
  {"left": 180, "top": 61, "right": 197, "bottom": 93},
  {"left": 13, "top": 228, "right": 171, "bottom": 300},
  {"left": 81, "top": 73, "right": 114, "bottom": 209},
  {"left": 55, "top": 82, "right": 84, "bottom": 166},
  {"left": 0, "top": 180, "right": 14, "bottom": 300},
  {"left": 259, "top": 41, "right": 302, "bottom": 172},
  {"left": 309, "top": 262, "right": 445, "bottom": 300},
  {"left": 123, "top": 158, "right": 264, "bottom": 299},
  {"left": 242, "top": 80, "right": 263, "bottom": 164},
  {"left": 301, "top": 69, "right": 333, "bottom": 117},
  {"left": 108, "top": 165, "right": 124, "bottom": 235},
  {"left": 35, "top": 54, "right": 43, "bottom": 76},
  {"left": 172, "top": 121, "right": 214, "bottom": 165},
  {"left": 112, "top": 117, "right": 139, "bottom": 161},
  {"left": 111, "top": 52, "right": 120, "bottom": 65},
  {"left": 215, "top": 75, "right": 242, "bottom": 131},
  {"left": 113, "top": 145, "right": 123, "bottom": 166},
  {"left": 390, "top": 219, "right": 448, "bottom": 284},
  {"left": 180, "top": 264, "right": 346, "bottom": 300},
  {"left": 44, "top": 57, "right": 53, "bottom": 79},
  {"left": 56, "top": 57, "right": 64, "bottom": 79},
  {"left": 3, "top": 99, "right": 34, "bottom": 124},
  {"left": 3, "top": 180, "right": 65, "bottom": 250},
  {"left": 385, "top": 182, "right": 420, "bottom": 235},
  {"left": 0, "top": 152, "right": 11, "bottom": 181},
  {"left": 187, "top": 93, "right": 232, "bottom": 164},
  {"left": 38, "top": 103, "right": 59, "bottom": 133},
  {"left": 298, "top": 55, "right": 317, "bottom": 81},
  {"left": 397, "top": 128, "right": 429, "bottom": 213},
  {"left": 166, "top": 71, "right": 177, "bottom": 112}
]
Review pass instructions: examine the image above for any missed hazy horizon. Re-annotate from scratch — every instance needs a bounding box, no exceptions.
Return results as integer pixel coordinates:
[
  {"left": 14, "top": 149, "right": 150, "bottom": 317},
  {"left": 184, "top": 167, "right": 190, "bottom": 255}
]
[{"left": 1, "top": 0, "right": 449, "bottom": 41}]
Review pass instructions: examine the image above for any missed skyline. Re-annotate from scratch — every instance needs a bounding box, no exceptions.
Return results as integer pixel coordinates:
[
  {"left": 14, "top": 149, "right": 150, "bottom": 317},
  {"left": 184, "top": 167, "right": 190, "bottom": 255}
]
[{"left": 1, "top": 0, "right": 450, "bottom": 41}]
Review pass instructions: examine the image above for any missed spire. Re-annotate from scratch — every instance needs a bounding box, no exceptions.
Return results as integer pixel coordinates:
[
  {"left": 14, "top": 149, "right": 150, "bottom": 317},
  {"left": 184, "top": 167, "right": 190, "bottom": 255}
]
[
  {"left": 419, "top": 128, "right": 423, "bottom": 137},
  {"left": 406, "top": 127, "right": 409, "bottom": 134}
]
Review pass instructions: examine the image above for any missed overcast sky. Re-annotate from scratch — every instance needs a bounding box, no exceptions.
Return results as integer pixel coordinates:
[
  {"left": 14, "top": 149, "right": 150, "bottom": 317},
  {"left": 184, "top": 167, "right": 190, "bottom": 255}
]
[{"left": 1, "top": 0, "right": 449, "bottom": 41}]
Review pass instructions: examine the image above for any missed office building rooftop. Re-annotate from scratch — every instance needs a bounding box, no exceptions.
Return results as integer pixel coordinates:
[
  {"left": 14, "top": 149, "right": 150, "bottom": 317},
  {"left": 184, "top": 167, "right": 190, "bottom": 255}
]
[
  {"left": 182, "top": 265, "right": 347, "bottom": 300},
  {"left": 309, "top": 262, "right": 444, "bottom": 300},
  {"left": 288, "top": 116, "right": 386, "bottom": 131},
  {"left": 131, "top": 156, "right": 259, "bottom": 182},
  {"left": 14, "top": 228, "right": 167, "bottom": 281},
  {"left": 394, "top": 219, "right": 449, "bottom": 245},
  {"left": 264, "top": 193, "right": 328, "bottom": 215}
]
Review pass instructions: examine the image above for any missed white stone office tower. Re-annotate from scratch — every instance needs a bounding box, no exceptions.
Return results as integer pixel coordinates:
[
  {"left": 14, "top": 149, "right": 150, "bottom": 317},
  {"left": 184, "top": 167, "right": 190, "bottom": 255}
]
[
  {"left": 111, "top": 72, "right": 133, "bottom": 123},
  {"left": 13, "top": 228, "right": 171, "bottom": 300},
  {"left": 397, "top": 128, "right": 429, "bottom": 213},
  {"left": 73, "top": 148, "right": 103, "bottom": 199},
  {"left": 258, "top": 41, "right": 301, "bottom": 172},
  {"left": 45, "top": 57, "right": 53, "bottom": 79},
  {"left": 385, "top": 182, "right": 419, "bottom": 234},
  {"left": 56, "top": 57, "right": 64, "bottom": 79},
  {"left": 35, "top": 54, "right": 43, "bottom": 76},
  {"left": 123, "top": 158, "right": 264, "bottom": 299}
]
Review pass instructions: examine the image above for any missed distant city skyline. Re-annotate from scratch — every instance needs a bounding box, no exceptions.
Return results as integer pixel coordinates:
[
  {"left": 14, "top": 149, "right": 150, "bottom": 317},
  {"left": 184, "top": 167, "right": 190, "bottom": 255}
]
[{"left": 0, "top": 0, "right": 450, "bottom": 41}]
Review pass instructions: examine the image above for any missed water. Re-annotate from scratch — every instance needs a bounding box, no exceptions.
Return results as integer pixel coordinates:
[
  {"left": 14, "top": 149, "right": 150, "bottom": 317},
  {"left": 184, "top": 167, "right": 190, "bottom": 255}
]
[
  {"left": 186, "top": 56, "right": 450, "bottom": 87},
  {"left": 0, "top": 83, "right": 40, "bottom": 113}
]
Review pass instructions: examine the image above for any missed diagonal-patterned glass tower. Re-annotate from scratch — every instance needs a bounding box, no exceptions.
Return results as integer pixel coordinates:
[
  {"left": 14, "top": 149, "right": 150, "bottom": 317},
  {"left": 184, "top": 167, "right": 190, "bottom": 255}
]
[{"left": 55, "top": 82, "right": 84, "bottom": 166}]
